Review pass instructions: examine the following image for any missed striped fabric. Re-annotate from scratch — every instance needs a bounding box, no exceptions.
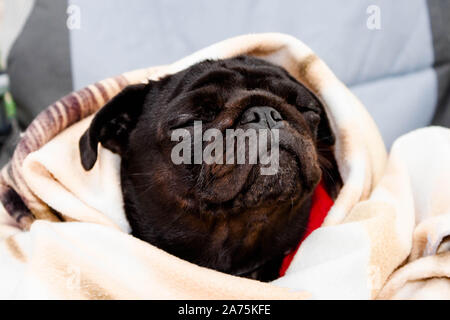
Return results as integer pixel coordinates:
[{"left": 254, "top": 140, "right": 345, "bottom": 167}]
[{"left": 0, "top": 70, "right": 154, "bottom": 227}]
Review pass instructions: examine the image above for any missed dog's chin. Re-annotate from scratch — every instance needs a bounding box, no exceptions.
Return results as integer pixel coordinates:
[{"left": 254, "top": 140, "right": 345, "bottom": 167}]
[{"left": 198, "top": 149, "right": 321, "bottom": 213}]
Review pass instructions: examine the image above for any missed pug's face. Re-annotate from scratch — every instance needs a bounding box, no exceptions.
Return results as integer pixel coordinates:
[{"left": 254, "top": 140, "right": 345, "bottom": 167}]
[{"left": 79, "top": 56, "right": 339, "bottom": 281}]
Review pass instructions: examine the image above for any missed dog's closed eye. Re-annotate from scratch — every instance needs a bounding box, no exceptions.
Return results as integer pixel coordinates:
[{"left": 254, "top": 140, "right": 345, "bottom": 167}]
[
  {"left": 302, "top": 111, "right": 321, "bottom": 138},
  {"left": 168, "top": 114, "right": 198, "bottom": 130}
]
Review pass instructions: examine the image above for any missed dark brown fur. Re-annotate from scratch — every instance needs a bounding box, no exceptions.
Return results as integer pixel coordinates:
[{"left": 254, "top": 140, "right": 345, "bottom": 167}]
[{"left": 79, "top": 56, "right": 341, "bottom": 281}]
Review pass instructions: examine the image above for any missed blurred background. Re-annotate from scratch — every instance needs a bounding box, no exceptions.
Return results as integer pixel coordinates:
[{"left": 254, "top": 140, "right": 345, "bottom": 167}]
[{"left": 0, "top": 0, "right": 449, "bottom": 166}]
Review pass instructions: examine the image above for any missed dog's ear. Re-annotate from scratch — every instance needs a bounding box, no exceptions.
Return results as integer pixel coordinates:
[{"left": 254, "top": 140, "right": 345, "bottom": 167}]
[{"left": 79, "top": 83, "right": 149, "bottom": 170}]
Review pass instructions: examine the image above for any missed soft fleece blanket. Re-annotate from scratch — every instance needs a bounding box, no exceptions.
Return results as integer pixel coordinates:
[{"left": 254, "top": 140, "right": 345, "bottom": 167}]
[{"left": 0, "top": 33, "right": 448, "bottom": 299}]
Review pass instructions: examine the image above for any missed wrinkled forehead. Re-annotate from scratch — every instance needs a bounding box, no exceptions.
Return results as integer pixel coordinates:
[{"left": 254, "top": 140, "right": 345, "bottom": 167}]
[
  {"left": 170, "top": 56, "right": 293, "bottom": 90},
  {"left": 150, "top": 56, "right": 323, "bottom": 117}
]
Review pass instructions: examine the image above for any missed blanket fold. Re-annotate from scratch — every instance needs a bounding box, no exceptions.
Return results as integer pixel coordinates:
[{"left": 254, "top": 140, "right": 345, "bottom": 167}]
[{"left": 0, "top": 33, "right": 448, "bottom": 299}]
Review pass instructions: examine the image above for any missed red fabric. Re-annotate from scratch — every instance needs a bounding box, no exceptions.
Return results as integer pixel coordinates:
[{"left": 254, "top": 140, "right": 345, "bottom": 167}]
[{"left": 279, "top": 180, "right": 334, "bottom": 277}]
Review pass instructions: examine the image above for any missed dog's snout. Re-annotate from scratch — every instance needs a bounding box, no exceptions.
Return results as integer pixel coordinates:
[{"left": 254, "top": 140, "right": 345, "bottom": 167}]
[{"left": 240, "top": 106, "right": 283, "bottom": 129}]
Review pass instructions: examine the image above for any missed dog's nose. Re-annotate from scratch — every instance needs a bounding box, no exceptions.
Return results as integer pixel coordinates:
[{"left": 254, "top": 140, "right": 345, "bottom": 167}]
[{"left": 240, "top": 106, "right": 283, "bottom": 129}]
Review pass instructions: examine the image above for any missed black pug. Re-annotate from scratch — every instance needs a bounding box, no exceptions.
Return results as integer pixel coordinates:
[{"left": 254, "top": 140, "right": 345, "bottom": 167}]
[{"left": 79, "top": 56, "right": 341, "bottom": 281}]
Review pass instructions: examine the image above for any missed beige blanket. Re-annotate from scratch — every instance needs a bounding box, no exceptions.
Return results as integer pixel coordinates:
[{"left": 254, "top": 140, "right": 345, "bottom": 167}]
[{"left": 0, "top": 33, "right": 448, "bottom": 299}]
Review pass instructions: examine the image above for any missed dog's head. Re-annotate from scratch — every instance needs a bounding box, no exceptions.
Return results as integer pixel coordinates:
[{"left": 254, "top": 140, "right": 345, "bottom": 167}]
[{"left": 79, "top": 56, "right": 339, "bottom": 280}]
